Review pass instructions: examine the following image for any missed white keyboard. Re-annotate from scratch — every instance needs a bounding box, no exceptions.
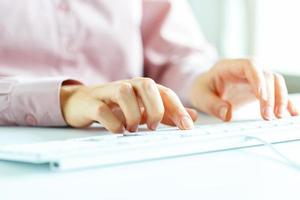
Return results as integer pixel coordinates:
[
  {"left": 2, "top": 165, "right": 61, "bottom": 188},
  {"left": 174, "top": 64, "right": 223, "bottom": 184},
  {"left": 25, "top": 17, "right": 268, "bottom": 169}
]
[{"left": 1, "top": 116, "right": 300, "bottom": 171}]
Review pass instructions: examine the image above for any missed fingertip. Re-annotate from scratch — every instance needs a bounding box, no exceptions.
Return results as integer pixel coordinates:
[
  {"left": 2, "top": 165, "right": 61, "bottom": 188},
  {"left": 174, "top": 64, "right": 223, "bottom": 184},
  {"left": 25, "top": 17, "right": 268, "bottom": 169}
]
[
  {"left": 292, "top": 106, "right": 299, "bottom": 116},
  {"left": 149, "top": 122, "right": 159, "bottom": 131},
  {"left": 288, "top": 100, "right": 299, "bottom": 117},
  {"left": 264, "top": 106, "right": 274, "bottom": 120},
  {"left": 218, "top": 104, "right": 232, "bottom": 122},
  {"left": 219, "top": 106, "right": 227, "bottom": 121},
  {"left": 225, "top": 107, "right": 232, "bottom": 122},
  {"left": 275, "top": 105, "right": 284, "bottom": 119},
  {"left": 186, "top": 108, "right": 198, "bottom": 122},
  {"left": 126, "top": 124, "right": 139, "bottom": 133},
  {"left": 291, "top": 107, "right": 299, "bottom": 116},
  {"left": 180, "top": 116, "right": 194, "bottom": 130},
  {"left": 111, "top": 125, "right": 126, "bottom": 134}
]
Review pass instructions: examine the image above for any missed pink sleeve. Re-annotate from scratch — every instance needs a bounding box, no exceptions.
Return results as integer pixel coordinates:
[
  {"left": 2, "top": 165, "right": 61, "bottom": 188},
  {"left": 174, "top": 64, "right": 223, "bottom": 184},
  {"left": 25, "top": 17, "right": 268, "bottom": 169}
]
[
  {"left": 142, "top": 0, "right": 218, "bottom": 104},
  {"left": 0, "top": 77, "right": 78, "bottom": 127}
]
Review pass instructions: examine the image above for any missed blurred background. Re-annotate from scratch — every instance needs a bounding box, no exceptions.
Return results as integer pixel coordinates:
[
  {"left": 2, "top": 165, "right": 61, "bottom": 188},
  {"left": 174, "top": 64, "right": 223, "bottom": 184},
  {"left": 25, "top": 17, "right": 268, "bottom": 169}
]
[{"left": 188, "top": 0, "right": 300, "bottom": 92}]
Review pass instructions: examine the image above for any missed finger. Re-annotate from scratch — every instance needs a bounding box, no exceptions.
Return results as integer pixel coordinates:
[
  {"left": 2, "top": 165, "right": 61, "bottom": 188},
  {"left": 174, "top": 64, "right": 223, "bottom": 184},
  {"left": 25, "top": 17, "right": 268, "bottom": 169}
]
[
  {"left": 186, "top": 108, "right": 198, "bottom": 121},
  {"left": 215, "top": 59, "right": 270, "bottom": 120},
  {"left": 260, "top": 71, "right": 275, "bottom": 120},
  {"left": 139, "top": 106, "right": 147, "bottom": 125},
  {"left": 114, "top": 83, "right": 141, "bottom": 132},
  {"left": 110, "top": 106, "right": 126, "bottom": 124},
  {"left": 288, "top": 99, "right": 299, "bottom": 116},
  {"left": 139, "top": 107, "right": 197, "bottom": 126},
  {"left": 130, "top": 78, "right": 164, "bottom": 130},
  {"left": 224, "top": 59, "right": 268, "bottom": 101},
  {"left": 236, "top": 60, "right": 271, "bottom": 119},
  {"left": 192, "top": 85, "right": 232, "bottom": 122},
  {"left": 92, "top": 82, "right": 141, "bottom": 132},
  {"left": 274, "top": 73, "right": 289, "bottom": 118},
  {"left": 87, "top": 99, "right": 125, "bottom": 133},
  {"left": 158, "top": 85, "right": 194, "bottom": 130},
  {"left": 162, "top": 107, "right": 198, "bottom": 126}
]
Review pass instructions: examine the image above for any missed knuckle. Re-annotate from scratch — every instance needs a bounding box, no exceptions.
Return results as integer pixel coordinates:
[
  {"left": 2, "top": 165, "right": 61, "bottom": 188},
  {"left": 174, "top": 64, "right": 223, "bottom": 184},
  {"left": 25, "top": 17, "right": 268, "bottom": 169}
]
[
  {"left": 265, "top": 101, "right": 275, "bottom": 108},
  {"left": 161, "top": 87, "right": 176, "bottom": 96},
  {"left": 132, "top": 77, "right": 143, "bottom": 81},
  {"left": 143, "top": 77, "right": 156, "bottom": 84},
  {"left": 98, "top": 103, "right": 108, "bottom": 113},
  {"left": 116, "top": 82, "right": 132, "bottom": 97},
  {"left": 263, "top": 70, "right": 273, "bottom": 78},
  {"left": 239, "top": 58, "right": 253, "bottom": 67},
  {"left": 135, "top": 77, "right": 156, "bottom": 89},
  {"left": 274, "top": 73, "right": 285, "bottom": 82}
]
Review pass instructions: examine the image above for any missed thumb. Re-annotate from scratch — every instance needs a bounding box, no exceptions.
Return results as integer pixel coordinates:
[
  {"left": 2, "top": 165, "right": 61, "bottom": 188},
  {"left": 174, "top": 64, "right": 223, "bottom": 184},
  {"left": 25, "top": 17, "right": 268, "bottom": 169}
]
[{"left": 194, "top": 91, "right": 232, "bottom": 121}]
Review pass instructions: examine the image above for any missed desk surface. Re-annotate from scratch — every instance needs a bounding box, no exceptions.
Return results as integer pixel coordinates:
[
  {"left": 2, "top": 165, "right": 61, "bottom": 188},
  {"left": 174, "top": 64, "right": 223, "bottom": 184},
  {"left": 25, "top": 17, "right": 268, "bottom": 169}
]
[{"left": 1, "top": 96, "right": 300, "bottom": 200}]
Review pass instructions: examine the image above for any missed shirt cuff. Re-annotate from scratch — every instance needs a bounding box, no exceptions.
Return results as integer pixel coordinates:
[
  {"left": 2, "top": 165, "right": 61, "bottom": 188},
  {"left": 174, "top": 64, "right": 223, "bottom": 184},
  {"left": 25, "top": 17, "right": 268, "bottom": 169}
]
[{"left": 8, "top": 77, "right": 79, "bottom": 127}]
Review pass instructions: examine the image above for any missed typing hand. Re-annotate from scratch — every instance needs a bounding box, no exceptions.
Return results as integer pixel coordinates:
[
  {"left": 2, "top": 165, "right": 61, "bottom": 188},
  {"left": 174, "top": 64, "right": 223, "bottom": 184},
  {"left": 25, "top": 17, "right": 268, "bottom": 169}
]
[
  {"left": 60, "top": 78, "right": 197, "bottom": 133},
  {"left": 189, "top": 59, "right": 299, "bottom": 121}
]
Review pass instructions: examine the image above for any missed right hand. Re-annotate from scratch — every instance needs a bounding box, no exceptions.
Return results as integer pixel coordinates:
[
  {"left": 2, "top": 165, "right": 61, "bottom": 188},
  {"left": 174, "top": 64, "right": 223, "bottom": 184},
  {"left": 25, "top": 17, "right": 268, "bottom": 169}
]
[{"left": 60, "top": 78, "right": 197, "bottom": 133}]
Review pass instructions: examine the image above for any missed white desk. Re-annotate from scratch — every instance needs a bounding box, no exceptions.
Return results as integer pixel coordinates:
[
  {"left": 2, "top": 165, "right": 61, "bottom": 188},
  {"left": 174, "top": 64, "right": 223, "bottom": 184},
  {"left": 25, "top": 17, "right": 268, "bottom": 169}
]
[{"left": 1, "top": 95, "right": 300, "bottom": 200}]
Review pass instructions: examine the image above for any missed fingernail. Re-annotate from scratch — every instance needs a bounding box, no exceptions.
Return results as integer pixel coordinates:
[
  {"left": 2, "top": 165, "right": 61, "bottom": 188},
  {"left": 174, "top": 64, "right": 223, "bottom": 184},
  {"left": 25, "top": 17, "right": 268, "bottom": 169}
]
[
  {"left": 150, "top": 122, "right": 159, "bottom": 131},
  {"left": 263, "top": 106, "right": 273, "bottom": 120},
  {"left": 128, "top": 124, "right": 138, "bottom": 132},
  {"left": 180, "top": 116, "right": 194, "bottom": 129},
  {"left": 219, "top": 106, "right": 228, "bottom": 121},
  {"left": 115, "top": 126, "right": 125, "bottom": 134},
  {"left": 292, "top": 106, "right": 299, "bottom": 116},
  {"left": 277, "top": 106, "right": 284, "bottom": 118}
]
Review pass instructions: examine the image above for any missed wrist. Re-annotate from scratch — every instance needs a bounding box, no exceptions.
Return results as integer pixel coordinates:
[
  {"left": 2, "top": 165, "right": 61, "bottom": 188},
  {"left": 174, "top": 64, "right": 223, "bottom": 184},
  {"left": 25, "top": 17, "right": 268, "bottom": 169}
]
[
  {"left": 189, "top": 71, "right": 210, "bottom": 101},
  {"left": 60, "top": 81, "right": 83, "bottom": 122}
]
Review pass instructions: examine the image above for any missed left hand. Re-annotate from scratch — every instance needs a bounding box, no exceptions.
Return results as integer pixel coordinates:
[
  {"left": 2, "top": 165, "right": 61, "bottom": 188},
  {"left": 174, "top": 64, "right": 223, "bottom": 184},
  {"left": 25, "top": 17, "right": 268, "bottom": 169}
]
[
  {"left": 60, "top": 78, "right": 198, "bottom": 133},
  {"left": 189, "top": 59, "right": 299, "bottom": 121}
]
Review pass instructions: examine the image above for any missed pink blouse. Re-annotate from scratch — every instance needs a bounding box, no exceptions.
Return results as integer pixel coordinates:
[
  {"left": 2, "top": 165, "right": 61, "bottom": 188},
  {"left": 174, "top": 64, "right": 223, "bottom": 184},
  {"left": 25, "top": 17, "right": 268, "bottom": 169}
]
[{"left": 0, "top": 0, "right": 217, "bottom": 126}]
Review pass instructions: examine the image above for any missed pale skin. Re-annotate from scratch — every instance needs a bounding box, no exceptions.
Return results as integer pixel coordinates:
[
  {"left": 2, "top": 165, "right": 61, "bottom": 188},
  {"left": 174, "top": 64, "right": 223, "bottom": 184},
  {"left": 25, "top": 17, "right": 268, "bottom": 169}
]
[{"left": 60, "top": 59, "right": 299, "bottom": 133}]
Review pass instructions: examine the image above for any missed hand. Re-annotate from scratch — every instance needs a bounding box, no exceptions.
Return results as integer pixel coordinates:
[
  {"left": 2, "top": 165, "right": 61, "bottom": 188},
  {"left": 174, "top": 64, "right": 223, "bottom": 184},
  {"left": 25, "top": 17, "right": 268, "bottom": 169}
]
[
  {"left": 60, "top": 78, "right": 197, "bottom": 133},
  {"left": 189, "top": 59, "right": 299, "bottom": 121}
]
